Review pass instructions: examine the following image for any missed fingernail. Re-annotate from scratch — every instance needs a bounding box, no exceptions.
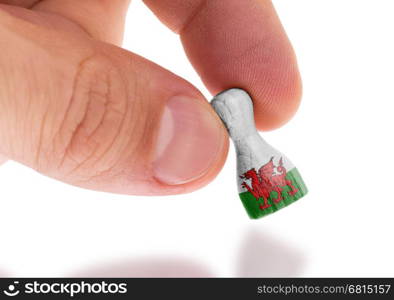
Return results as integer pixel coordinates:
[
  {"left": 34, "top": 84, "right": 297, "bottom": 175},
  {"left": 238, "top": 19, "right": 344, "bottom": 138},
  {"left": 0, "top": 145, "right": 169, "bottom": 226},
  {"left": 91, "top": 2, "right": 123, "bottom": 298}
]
[{"left": 153, "top": 96, "right": 224, "bottom": 185}]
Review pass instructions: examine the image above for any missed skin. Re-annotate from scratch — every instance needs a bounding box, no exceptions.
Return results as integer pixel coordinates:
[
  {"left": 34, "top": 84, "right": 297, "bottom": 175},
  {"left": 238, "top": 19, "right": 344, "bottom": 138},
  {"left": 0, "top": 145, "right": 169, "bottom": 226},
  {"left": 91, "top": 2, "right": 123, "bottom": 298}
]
[{"left": 0, "top": 0, "right": 301, "bottom": 195}]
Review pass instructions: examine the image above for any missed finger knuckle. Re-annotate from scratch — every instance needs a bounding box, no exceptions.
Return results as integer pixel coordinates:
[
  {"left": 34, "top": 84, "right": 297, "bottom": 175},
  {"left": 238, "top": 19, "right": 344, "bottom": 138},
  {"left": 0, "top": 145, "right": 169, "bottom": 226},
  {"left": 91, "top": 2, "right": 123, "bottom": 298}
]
[{"left": 53, "top": 54, "right": 129, "bottom": 181}]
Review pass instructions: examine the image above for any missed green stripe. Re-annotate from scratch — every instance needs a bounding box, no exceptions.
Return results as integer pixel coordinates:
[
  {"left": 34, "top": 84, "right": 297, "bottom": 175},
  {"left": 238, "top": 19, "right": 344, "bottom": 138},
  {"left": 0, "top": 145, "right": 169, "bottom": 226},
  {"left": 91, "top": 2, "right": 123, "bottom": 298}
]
[{"left": 239, "top": 168, "right": 308, "bottom": 219}]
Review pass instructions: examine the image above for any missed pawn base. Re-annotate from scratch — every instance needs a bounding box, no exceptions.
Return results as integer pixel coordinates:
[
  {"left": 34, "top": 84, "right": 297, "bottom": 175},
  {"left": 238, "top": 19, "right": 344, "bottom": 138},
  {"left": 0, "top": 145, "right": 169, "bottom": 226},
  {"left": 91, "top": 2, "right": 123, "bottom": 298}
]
[{"left": 239, "top": 168, "right": 308, "bottom": 219}]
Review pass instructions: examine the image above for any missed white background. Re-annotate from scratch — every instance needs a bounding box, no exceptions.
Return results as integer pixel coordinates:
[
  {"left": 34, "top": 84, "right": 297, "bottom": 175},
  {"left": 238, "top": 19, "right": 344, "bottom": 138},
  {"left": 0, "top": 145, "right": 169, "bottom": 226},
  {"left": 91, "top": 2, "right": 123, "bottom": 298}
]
[{"left": 0, "top": 0, "right": 393, "bottom": 277}]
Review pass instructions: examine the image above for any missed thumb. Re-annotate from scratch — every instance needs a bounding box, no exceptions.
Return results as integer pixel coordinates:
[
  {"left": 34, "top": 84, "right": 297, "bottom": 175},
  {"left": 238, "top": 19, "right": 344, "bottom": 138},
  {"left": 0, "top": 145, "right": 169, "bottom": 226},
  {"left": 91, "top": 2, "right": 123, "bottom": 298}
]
[{"left": 0, "top": 8, "right": 228, "bottom": 195}]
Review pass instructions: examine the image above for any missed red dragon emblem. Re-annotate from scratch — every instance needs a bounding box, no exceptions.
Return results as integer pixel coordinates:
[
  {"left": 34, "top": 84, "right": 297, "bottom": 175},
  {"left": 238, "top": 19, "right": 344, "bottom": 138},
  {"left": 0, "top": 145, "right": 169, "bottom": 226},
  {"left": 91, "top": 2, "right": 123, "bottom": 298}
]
[{"left": 240, "top": 157, "right": 298, "bottom": 210}]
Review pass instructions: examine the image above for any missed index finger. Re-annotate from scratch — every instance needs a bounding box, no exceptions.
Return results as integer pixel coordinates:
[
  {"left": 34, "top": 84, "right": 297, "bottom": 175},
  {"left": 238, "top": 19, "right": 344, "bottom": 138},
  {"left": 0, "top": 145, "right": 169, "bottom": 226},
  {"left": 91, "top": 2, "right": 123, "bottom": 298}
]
[{"left": 144, "top": 0, "right": 302, "bottom": 131}]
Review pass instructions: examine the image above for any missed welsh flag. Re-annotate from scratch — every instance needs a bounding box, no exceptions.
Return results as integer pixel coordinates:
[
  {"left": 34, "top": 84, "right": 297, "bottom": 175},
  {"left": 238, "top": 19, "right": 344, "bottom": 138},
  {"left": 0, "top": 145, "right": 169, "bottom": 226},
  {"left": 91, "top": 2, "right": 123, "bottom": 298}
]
[{"left": 238, "top": 157, "right": 308, "bottom": 219}]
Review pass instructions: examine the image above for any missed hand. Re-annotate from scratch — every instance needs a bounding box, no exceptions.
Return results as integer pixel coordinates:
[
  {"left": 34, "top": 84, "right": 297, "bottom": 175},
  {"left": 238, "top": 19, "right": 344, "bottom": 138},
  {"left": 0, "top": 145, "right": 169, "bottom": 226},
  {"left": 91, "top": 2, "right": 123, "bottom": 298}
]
[{"left": 0, "top": 0, "right": 301, "bottom": 195}]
